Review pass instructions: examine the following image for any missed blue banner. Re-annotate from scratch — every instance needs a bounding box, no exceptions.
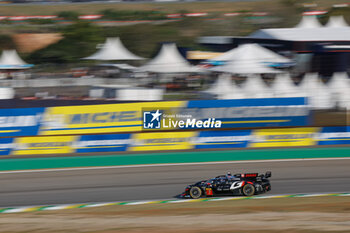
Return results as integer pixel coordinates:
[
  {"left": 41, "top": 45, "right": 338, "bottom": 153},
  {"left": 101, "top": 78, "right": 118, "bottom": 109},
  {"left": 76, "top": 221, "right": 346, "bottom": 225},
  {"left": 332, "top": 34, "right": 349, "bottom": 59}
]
[
  {"left": 195, "top": 130, "right": 251, "bottom": 149},
  {"left": 75, "top": 134, "right": 131, "bottom": 153},
  {"left": 0, "top": 107, "right": 45, "bottom": 137},
  {"left": 0, "top": 137, "right": 14, "bottom": 156},
  {"left": 184, "top": 98, "right": 309, "bottom": 128},
  {"left": 317, "top": 126, "right": 350, "bottom": 145}
]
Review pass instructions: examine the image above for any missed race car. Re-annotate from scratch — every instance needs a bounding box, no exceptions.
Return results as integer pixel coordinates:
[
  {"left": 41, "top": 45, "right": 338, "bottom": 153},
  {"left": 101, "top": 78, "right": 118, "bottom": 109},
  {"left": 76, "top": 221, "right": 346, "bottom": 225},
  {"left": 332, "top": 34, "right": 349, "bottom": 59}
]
[{"left": 181, "top": 171, "right": 271, "bottom": 199}]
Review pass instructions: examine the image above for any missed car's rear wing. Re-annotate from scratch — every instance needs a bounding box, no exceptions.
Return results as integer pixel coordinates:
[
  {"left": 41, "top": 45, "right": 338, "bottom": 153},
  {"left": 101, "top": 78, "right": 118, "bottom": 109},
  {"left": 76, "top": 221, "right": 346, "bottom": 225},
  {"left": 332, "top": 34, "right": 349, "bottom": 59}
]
[
  {"left": 242, "top": 173, "right": 259, "bottom": 178},
  {"left": 234, "top": 171, "right": 271, "bottom": 179}
]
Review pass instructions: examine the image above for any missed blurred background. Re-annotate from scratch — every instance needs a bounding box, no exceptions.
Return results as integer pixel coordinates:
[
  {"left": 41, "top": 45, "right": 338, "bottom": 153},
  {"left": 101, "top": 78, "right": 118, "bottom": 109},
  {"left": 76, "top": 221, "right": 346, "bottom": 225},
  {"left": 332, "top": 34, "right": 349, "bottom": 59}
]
[{"left": 0, "top": 0, "right": 348, "bottom": 114}]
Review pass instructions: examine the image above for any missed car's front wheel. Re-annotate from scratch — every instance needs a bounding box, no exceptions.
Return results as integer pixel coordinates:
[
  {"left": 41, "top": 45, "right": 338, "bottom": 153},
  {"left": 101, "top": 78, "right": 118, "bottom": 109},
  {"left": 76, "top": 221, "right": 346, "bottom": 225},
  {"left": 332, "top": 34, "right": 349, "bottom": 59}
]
[
  {"left": 242, "top": 183, "right": 255, "bottom": 196},
  {"left": 189, "top": 186, "right": 202, "bottom": 199}
]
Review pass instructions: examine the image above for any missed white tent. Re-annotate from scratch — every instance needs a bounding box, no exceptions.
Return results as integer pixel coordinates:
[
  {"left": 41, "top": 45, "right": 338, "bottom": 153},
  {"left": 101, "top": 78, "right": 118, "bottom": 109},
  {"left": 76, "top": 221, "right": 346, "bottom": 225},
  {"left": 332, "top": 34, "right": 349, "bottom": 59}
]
[
  {"left": 116, "top": 88, "right": 164, "bottom": 101},
  {"left": 210, "top": 44, "right": 285, "bottom": 74},
  {"left": 0, "top": 50, "right": 33, "bottom": 69},
  {"left": 138, "top": 43, "right": 202, "bottom": 73},
  {"left": 272, "top": 73, "right": 303, "bottom": 98},
  {"left": 295, "top": 16, "right": 322, "bottom": 28},
  {"left": 210, "top": 58, "right": 282, "bottom": 74},
  {"left": 300, "top": 73, "right": 332, "bottom": 109},
  {"left": 210, "top": 43, "right": 291, "bottom": 64},
  {"left": 205, "top": 74, "right": 234, "bottom": 95},
  {"left": 241, "top": 74, "right": 273, "bottom": 98},
  {"left": 326, "top": 16, "right": 349, "bottom": 28},
  {"left": 221, "top": 86, "right": 245, "bottom": 99},
  {"left": 205, "top": 74, "right": 244, "bottom": 99},
  {"left": 84, "top": 37, "right": 144, "bottom": 60},
  {"left": 327, "top": 72, "right": 350, "bottom": 108}
]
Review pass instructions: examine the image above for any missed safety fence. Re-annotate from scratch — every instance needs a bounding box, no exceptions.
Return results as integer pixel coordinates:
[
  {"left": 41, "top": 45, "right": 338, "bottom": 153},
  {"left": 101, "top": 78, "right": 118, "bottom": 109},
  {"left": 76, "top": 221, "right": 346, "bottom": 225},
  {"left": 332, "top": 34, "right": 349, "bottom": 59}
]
[{"left": 0, "top": 126, "right": 348, "bottom": 156}]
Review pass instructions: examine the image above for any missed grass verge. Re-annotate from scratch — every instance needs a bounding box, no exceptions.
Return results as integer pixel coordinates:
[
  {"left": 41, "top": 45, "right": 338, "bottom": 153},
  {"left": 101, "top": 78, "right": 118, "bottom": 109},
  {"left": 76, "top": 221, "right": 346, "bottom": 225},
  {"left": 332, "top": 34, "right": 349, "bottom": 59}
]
[{"left": 3, "top": 196, "right": 350, "bottom": 232}]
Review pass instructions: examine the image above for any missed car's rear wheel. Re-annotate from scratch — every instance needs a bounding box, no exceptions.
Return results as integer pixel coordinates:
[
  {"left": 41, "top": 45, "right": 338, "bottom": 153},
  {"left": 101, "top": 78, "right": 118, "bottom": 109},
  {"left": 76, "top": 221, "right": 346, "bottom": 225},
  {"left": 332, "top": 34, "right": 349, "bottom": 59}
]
[
  {"left": 189, "top": 186, "right": 202, "bottom": 199},
  {"left": 242, "top": 183, "right": 255, "bottom": 196}
]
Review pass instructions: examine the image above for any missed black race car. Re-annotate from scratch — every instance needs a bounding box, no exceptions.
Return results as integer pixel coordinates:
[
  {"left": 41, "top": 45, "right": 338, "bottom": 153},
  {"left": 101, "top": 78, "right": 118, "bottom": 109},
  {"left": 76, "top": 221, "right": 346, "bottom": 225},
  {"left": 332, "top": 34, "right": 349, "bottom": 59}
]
[{"left": 181, "top": 171, "right": 271, "bottom": 199}]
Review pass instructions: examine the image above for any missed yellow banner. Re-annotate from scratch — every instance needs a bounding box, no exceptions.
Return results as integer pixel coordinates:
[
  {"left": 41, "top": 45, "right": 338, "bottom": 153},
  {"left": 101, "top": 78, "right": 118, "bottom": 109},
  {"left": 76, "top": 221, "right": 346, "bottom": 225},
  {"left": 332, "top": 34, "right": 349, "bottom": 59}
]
[
  {"left": 250, "top": 127, "right": 318, "bottom": 148},
  {"left": 39, "top": 101, "right": 185, "bottom": 135},
  {"left": 129, "top": 131, "right": 196, "bottom": 151},
  {"left": 13, "top": 136, "right": 77, "bottom": 155}
]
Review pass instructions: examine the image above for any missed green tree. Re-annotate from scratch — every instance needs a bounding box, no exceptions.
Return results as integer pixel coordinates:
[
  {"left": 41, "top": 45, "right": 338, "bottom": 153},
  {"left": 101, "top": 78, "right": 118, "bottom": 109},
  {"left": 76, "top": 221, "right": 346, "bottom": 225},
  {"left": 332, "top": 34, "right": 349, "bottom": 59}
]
[
  {"left": 28, "top": 21, "right": 103, "bottom": 64},
  {"left": 0, "top": 35, "right": 16, "bottom": 50},
  {"left": 57, "top": 11, "right": 79, "bottom": 21}
]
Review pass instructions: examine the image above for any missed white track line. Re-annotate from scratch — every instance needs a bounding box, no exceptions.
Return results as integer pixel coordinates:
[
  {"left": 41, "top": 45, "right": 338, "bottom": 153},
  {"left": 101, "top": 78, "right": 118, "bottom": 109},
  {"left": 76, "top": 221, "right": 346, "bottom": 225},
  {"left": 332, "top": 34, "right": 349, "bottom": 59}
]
[
  {"left": 43, "top": 205, "right": 75, "bottom": 210},
  {"left": 0, "top": 157, "right": 350, "bottom": 174},
  {"left": 85, "top": 203, "right": 114, "bottom": 208},
  {"left": 3, "top": 207, "right": 29, "bottom": 213}
]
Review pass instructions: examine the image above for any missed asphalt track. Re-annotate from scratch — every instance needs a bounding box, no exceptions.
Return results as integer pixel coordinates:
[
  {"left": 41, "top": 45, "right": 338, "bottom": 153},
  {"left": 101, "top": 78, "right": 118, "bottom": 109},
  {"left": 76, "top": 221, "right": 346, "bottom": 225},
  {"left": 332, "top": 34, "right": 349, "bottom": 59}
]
[{"left": 0, "top": 158, "right": 349, "bottom": 207}]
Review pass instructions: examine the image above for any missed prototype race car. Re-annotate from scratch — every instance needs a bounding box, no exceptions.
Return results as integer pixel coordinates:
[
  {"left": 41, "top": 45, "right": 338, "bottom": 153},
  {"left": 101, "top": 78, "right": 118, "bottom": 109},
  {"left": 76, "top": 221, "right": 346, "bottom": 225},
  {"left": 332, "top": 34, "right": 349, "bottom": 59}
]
[{"left": 182, "top": 171, "right": 271, "bottom": 199}]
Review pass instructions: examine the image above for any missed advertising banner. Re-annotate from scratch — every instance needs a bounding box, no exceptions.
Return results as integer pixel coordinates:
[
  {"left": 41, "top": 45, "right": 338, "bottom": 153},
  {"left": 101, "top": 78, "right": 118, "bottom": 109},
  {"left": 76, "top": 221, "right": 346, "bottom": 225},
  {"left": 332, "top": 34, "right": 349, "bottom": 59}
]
[
  {"left": 194, "top": 130, "right": 251, "bottom": 149},
  {"left": 129, "top": 131, "right": 196, "bottom": 151},
  {"left": 35, "top": 97, "right": 309, "bottom": 137},
  {"left": 2, "top": 126, "right": 350, "bottom": 156},
  {"left": 74, "top": 134, "right": 131, "bottom": 153},
  {"left": 250, "top": 127, "right": 318, "bottom": 148},
  {"left": 0, "top": 138, "right": 14, "bottom": 156},
  {"left": 0, "top": 98, "right": 310, "bottom": 138},
  {"left": 316, "top": 126, "right": 350, "bottom": 145},
  {"left": 13, "top": 136, "right": 77, "bottom": 155},
  {"left": 0, "top": 107, "right": 45, "bottom": 137},
  {"left": 184, "top": 98, "right": 309, "bottom": 128},
  {"left": 39, "top": 101, "right": 186, "bottom": 136}
]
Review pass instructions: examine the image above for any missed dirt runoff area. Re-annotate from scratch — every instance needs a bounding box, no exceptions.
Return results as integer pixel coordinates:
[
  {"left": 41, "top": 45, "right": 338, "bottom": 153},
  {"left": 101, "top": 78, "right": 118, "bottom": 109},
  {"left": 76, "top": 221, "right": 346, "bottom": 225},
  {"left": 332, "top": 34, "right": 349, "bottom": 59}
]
[{"left": 2, "top": 196, "right": 350, "bottom": 233}]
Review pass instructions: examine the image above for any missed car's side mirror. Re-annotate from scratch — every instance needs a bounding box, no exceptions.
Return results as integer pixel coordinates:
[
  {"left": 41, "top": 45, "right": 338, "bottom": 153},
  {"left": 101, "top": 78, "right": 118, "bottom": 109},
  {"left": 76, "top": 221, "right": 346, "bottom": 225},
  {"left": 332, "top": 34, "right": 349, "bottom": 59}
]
[{"left": 265, "top": 171, "right": 272, "bottom": 178}]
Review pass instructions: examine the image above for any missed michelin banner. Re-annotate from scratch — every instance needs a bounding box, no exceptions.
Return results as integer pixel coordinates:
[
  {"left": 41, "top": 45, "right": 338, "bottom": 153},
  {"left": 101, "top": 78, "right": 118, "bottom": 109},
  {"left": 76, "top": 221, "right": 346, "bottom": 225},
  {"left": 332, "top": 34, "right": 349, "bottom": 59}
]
[
  {"left": 38, "top": 97, "right": 309, "bottom": 135},
  {"left": 0, "top": 98, "right": 310, "bottom": 137},
  {"left": 0, "top": 126, "right": 348, "bottom": 156},
  {"left": 39, "top": 101, "right": 185, "bottom": 136}
]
